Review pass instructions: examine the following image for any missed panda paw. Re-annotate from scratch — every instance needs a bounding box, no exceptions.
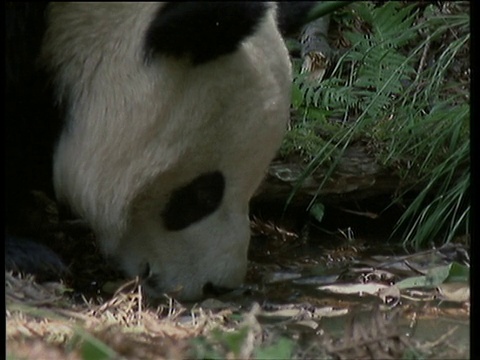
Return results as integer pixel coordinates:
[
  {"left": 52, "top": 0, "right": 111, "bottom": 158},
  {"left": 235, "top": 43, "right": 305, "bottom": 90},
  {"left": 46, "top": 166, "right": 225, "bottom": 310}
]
[{"left": 5, "top": 235, "right": 68, "bottom": 282}]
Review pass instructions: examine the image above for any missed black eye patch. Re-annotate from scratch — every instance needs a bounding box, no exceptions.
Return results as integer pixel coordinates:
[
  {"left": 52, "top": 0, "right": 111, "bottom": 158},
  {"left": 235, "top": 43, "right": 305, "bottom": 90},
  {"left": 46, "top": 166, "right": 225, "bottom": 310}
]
[{"left": 162, "top": 171, "right": 225, "bottom": 231}]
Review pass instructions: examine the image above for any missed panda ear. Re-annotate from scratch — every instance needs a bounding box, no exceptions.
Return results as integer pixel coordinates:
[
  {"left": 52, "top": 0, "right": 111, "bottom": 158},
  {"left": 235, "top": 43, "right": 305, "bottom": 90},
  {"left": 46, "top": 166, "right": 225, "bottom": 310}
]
[
  {"left": 144, "top": 2, "right": 269, "bottom": 65},
  {"left": 276, "top": 1, "right": 318, "bottom": 36}
]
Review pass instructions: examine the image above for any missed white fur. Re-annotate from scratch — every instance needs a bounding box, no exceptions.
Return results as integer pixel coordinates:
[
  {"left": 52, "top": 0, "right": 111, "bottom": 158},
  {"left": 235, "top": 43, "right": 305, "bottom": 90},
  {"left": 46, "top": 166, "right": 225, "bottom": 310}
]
[{"left": 42, "top": 2, "right": 292, "bottom": 300}]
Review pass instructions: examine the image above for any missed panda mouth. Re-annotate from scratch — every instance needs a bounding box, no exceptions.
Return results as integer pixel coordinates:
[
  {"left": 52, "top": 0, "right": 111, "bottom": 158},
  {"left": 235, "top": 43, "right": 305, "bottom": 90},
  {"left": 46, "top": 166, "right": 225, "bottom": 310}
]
[
  {"left": 140, "top": 262, "right": 153, "bottom": 280},
  {"left": 139, "top": 262, "right": 163, "bottom": 292},
  {"left": 139, "top": 262, "right": 180, "bottom": 297},
  {"left": 139, "top": 262, "right": 235, "bottom": 299},
  {"left": 202, "top": 282, "right": 235, "bottom": 297}
]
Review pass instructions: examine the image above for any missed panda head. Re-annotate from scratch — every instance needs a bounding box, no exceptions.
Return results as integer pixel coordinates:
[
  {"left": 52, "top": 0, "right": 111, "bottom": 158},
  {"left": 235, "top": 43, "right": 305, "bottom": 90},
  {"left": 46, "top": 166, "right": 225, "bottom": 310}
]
[{"left": 42, "top": 2, "right": 292, "bottom": 301}]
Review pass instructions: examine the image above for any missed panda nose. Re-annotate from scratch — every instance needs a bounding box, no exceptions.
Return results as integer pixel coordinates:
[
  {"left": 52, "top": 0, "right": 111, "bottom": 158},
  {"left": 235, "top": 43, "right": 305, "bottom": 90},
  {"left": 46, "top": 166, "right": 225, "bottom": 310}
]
[{"left": 202, "top": 281, "right": 235, "bottom": 297}]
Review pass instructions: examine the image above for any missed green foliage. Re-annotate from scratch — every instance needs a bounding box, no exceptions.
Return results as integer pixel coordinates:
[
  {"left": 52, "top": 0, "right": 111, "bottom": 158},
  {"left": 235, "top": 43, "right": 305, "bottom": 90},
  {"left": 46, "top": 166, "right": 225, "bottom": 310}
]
[
  {"left": 395, "top": 262, "right": 469, "bottom": 290},
  {"left": 282, "top": 2, "right": 470, "bottom": 247},
  {"left": 79, "top": 335, "right": 117, "bottom": 360},
  {"left": 307, "top": 1, "right": 356, "bottom": 23},
  {"left": 189, "top": 327, "right": 296, "bottom": 360},
  {"left": 68, "top": 328, "right": 118, "bottom": 360},
  {"left": 189, "top": 327, "right": 251, "bottom": 359},
  {"left": 293, "top": 2, "right": 418, "bottom": 120},
  {"left": 212, "top": 326, "right": 250, "bottom": 358},
  {"left": 189, "top": 336, "right": 224, "bottom": 359},
  {"left": 254, "top": 337, "right": 295, "bottom": 360},
  {"left": 309, "top": 202, "right": 326, "bottom": 223}
]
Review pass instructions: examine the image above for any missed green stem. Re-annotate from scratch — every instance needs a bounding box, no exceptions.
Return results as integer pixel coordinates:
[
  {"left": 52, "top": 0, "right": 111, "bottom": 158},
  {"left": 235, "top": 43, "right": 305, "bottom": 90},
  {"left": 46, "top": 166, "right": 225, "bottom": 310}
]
[{"left": 306, "top": 1, "right": 355, "bottom": 22}]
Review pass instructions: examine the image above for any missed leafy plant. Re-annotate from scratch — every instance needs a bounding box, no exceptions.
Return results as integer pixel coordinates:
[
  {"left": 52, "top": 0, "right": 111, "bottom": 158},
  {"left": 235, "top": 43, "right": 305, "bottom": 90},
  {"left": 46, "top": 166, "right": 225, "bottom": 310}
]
[
  {"left": 282, "top": 1, "right": 470, "bottom": 247},
  {"left": 254, "top": 337, "right": 295, "bottom": 360}
]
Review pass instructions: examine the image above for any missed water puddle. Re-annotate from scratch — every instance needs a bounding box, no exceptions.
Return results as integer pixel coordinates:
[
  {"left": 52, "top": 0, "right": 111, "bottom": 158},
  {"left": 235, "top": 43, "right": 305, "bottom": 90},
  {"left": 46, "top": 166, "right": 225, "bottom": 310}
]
[{"left": 208, "top": 229, "right": 470, "bottom": 358}]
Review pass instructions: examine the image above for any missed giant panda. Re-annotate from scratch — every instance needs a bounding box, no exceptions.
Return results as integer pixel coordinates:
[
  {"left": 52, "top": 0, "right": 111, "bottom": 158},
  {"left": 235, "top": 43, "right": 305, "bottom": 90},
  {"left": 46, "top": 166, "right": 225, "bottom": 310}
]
[{"left": 6, "top": 2, "right": 315, "bottom": 301}]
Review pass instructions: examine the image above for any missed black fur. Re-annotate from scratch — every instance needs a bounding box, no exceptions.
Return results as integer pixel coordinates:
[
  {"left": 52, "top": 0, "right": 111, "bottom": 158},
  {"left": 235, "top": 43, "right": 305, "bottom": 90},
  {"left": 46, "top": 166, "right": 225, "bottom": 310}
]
[
  {"left": 144, "top": 2, "right": 268, "bottom": 64},
  {"left": 276, "top": 2, "right": 317, "bottom": 36},
  {"left": 6, "top": 2, "right": 60, "bottom": 227},
  {"left": 162, "top": 172, "right": 225, "bottom": 231},
  {"left": 5, "top": 236, "right": 67, "bottom": 282},
  {"left": 5, "top": 2, "right": 65, "bottom": 280}
]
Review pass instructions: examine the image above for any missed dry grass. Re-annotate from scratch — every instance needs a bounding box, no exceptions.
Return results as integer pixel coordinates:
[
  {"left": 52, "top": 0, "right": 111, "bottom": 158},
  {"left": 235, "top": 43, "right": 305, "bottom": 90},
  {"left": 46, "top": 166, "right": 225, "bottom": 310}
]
[{"left": 6, "top": 272, "right": 230, "bottom": 359}]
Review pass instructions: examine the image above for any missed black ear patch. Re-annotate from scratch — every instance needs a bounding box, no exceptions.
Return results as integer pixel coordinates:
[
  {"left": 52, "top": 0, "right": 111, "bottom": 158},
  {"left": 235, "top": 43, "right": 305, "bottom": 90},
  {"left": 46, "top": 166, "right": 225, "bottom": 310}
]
[
  {"left": 276, "top": 2, "right": 318, "bottom": 36},
  {"left": 162, "top": 171, "right": 225, "bottom": 231},
  {"left": 144, "top": 2, "right": 268, "bottom": 64}
]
